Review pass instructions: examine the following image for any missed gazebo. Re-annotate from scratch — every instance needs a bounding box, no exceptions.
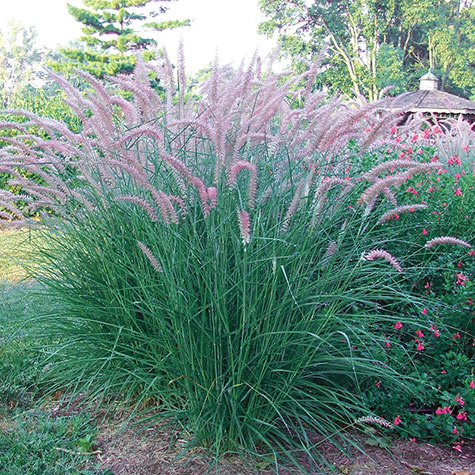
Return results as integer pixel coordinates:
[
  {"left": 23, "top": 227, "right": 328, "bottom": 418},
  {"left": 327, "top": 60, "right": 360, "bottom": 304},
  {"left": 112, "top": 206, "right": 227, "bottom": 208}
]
[{"left": 391, "top": 71, "right": 475, "bottom": 124}]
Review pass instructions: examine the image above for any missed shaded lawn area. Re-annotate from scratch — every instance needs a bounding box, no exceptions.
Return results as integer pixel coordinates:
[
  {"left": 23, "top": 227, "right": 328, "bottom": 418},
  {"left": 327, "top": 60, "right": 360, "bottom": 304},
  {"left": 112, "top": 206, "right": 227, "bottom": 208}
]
[{"left": 0, "top": 283, "right": 103, "bottom": 474}]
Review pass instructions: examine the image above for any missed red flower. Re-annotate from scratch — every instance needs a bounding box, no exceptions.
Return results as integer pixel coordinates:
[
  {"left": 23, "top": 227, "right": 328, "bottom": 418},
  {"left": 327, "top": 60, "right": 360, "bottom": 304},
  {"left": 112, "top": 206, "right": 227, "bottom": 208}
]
[
  {"left": 432, "top": 329, "right": 440, "bottom": 338},
  {"left": 456, "top": 411, "right": 468, "bottom": 420},
  {"left": 455, "top": 396, "right": 465, "bottom": 406}
]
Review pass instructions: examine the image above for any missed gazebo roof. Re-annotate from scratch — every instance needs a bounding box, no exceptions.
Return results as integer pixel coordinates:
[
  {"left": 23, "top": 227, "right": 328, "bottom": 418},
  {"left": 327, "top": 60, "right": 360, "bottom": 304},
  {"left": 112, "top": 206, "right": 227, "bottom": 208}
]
[{"left": 391, "top": 89, "right": 475, "bottom": 115}]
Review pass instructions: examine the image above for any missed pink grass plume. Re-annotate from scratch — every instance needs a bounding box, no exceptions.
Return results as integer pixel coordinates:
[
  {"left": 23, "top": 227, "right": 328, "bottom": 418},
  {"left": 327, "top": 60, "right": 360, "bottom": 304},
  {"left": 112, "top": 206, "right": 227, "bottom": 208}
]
[
  {"left": 425, "top": 236, "right": 472, "bottom": 250},
  {"left": 137, "top": 241, "right": 163, "bottom": 272},
  {"left": 237, "top": 208, "right": 251, "bottom": 245},
  {"left": 362, "top": 249, "right": 403, "bottom": 273}
]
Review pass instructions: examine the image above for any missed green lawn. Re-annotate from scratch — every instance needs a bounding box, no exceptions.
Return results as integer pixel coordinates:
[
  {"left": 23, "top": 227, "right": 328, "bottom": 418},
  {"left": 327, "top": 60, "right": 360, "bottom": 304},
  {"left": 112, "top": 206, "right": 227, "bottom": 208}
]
[
  {"left": 0, "top": 282, "right": 102, "bottom": 474},
  {"left": 0, "top": 229, "right": 40, "bottom": 281}
]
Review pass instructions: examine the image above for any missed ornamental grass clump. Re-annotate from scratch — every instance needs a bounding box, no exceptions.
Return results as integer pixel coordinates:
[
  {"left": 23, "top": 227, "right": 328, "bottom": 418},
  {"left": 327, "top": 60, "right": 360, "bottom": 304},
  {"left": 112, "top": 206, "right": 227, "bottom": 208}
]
[{"left": 0, "top": 52, "right": 442, "bottom": 469}]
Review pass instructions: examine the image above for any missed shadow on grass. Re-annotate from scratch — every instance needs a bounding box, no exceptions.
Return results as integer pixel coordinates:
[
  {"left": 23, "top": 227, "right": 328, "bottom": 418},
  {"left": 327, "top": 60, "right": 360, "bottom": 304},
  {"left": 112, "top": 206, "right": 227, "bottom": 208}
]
[{"left": 0, "top": 282, "right": 105, "bottom": 474}]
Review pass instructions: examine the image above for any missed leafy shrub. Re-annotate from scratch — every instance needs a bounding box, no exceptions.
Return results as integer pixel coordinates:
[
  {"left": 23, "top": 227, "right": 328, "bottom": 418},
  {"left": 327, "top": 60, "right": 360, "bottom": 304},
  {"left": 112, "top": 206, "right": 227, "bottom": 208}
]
[
  {"left": 0, "top": 86, "right": 81, "bottom": 218},
  {"left": 356, "top": 123, "right": 474, "bottom": 450}
]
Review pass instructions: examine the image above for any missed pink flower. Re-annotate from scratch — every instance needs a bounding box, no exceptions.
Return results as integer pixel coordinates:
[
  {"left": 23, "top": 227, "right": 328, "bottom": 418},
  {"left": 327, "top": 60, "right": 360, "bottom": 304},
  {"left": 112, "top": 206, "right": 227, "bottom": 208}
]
[
  {"left": 455, "top": 396, "right": 465, "bottom": 406},
  {"left": 448, "top": 154, "right": 461, "bottom": 166},
  {"left": 385, "top": 341, "right": 391, "bottom": 348},
  {"left": 416, "top": 329, "right": 425, "bottom": 338},
  {"left": 416, "top": 341, "right": 425, "bottom": 351},
  {"left": 435, "top": 406, "right": 452, "bottom": 415},
  {"left": 441, "top": 369, "right": 447, "bottom": 374},
  {"left": 394, "top": 321, "right": 403, "bottom": 330},
  {"left": 456, "top": 412, "right": 467, "bottom": 421},
  {"left": 470, "top": 380, "right": 475, "bottom": 389},
  {"left": 376, "top": 381, "right": 381, "bottom": 388},
  {"left": 410, "top": 437, "right": 416, "bottom": 442},
  {"left": 454, "top": 188, "right": 463, "bottom": 196},
  {"left": 393, "top": 415, "right": 402, "bottom": 426},
  {"left": 432, "top": 329, "right": 440, "bottom": 338},
  {"left": 422, "top": 228, "right": 428, "bottom": 235},
  {"left": 453, "top": 427, "right": 458, "bottom": 434},
  {"left": 453, "top": 443, "right": 462, "bottom": 453},
  {"left": 453, "top": 332, "right": 461, "bottom": 339},
  {"left": 424, "top": 282, "right": 431, "bottom": 289},
  {"left": 421, "top": 308, "right": 427, "bottom": 315}
]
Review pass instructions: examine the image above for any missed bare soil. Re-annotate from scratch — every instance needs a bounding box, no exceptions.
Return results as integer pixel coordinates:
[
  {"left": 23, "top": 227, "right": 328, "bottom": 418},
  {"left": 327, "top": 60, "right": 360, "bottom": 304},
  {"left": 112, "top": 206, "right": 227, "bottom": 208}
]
[{"left": 78, "top": 410, "right": 475, "bottom": 475}]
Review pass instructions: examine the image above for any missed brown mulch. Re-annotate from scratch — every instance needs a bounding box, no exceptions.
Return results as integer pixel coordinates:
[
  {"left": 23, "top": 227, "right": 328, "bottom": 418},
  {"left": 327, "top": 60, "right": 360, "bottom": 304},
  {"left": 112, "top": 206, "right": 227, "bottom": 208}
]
[
  {"left": 86, "top": 417, "right": 475, "bottom": 474},
  {"left": 50, "top": 397, "right": 475, "bottom": 474}
]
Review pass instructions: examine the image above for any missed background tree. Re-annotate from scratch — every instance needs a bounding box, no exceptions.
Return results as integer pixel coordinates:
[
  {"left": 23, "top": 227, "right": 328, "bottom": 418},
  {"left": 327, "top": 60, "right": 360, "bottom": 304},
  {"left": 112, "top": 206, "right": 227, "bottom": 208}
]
[
  {"left": 258, "top": 0, "right": 475, "bottom": 101},
  {"left": 0, "top": 21, "right": 44, "bottom": 107},
  {"left": 50, "top": 0, "right": 189, "bottom": 78}
]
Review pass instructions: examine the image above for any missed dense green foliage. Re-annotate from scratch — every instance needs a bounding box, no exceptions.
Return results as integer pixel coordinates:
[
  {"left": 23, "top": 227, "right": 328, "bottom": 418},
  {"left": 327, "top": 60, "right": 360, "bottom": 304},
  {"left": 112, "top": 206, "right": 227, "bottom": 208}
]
[
  {"left": 50, "top": 0, "right": 189, "bottom": 77},
  {"left": 259, "top": 0, "right": 475, "bottom": 100},
  {"left": 0, "top": 87, "right": 81, "bottom": 204},
  {"left": 355, "top": 132, "right": 475, "bottom": 447}
]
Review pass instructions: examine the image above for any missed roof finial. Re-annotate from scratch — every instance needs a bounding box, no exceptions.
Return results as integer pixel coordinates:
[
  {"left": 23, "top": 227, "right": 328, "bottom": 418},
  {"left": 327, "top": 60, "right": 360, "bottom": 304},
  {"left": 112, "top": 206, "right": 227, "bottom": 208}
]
[{"left": 420, "top": 71, "right": 440, "bottom": 91}]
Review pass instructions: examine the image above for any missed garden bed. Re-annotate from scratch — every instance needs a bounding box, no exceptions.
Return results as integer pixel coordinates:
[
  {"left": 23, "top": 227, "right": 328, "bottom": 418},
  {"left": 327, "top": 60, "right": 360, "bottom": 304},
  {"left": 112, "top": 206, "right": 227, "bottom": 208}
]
[{"left": 88, "top": 419, "right": 475, "bottom": 474}]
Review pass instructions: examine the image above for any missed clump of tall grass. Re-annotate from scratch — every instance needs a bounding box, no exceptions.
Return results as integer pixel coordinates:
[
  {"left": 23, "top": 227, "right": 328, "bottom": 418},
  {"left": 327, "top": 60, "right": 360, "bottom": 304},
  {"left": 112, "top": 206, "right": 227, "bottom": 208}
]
[{"left": 0, "top": 52, "right": 457, "bottom": 469}]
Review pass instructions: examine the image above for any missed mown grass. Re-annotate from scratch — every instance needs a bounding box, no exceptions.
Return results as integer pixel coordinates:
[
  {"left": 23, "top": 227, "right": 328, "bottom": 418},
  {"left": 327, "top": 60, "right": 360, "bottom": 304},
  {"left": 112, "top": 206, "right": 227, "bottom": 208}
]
[
  {"left": 0, "top": 277, "right": 103, "bottom": 474},
  {"left": 0, "top": 229, "right": 40, "bottom": 281}
]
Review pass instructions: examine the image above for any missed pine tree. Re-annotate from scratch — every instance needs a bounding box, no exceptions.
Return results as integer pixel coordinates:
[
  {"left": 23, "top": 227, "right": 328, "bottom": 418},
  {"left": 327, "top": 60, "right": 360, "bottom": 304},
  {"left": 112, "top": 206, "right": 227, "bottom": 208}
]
[{"left": 50, "top": 0, "right": 189, "bottom": 78}]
